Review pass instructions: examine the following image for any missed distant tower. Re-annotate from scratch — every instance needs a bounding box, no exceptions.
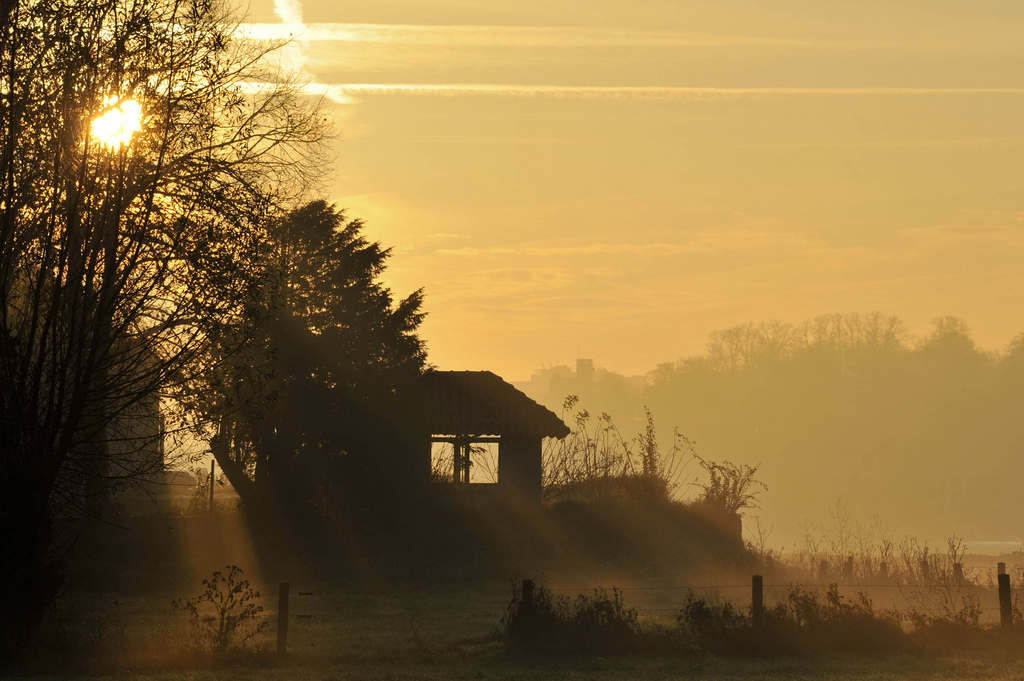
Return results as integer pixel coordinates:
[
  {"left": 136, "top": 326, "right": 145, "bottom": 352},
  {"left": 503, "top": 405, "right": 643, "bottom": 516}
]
[{"left": 576, "top": 359, "right": 594, "bottom": 399}]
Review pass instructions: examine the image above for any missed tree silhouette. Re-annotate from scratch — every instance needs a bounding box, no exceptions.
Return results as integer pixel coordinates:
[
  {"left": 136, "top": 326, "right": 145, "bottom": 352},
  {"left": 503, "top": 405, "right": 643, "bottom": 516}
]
[
  {"left": 0, "top": 0, "right": 326, "bottom": 657},
  {"left": 193, "top": 200, "right": 427, "bottom": 524},
  {"left": 645, "top": 313, "right": 1024, "bottom": 544}
]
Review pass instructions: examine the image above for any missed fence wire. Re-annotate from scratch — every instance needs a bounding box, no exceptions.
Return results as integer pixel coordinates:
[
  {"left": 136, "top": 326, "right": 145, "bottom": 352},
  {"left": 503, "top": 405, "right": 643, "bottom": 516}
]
[{"left": 280, "top": 578, "right": 1019, "bottom": 622}]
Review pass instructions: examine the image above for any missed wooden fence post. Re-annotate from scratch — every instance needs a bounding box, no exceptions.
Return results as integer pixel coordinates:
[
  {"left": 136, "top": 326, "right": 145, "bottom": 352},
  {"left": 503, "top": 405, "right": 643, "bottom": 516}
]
[
  {"left": 818, "top": 560, "right": 828, "bottom": 580},
  {"left": 522, "top": 579, "right": 535, "bottom": 612},
  {"left": 752, "top": 575, "right": 764, "bottom": 630},
  {"left": 519, "top": 579, "right": 536, "bottom": 639},
  {"left": 208, "top": 458, "right": 215, "bottom": 513},
  {"left": 879, "top": 562, "right": 889, "bottom": 581},
  {"left": 953, "top": 562, "right": 964, "bottom": 583},
  {"left": 998, "top": 573, "right": 1012, "bottom": 629},
  {"left": 998, "top": 562, "right": 1006, "bottom": 576},
  {"left": 278, "top": 582, "right": 290, "bottom": 655},
  {"left": 843, "top": 557, "right": 854, "bottom": 582},
  {"left": 920, "top": 560, "right": 930, "bottom": 581}
]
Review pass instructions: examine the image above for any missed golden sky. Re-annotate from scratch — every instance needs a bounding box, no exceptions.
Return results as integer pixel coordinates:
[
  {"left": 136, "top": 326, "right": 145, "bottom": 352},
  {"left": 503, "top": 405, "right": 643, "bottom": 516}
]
[{"left": 250, "top": 0, "right": 1024, "bottom": 379}]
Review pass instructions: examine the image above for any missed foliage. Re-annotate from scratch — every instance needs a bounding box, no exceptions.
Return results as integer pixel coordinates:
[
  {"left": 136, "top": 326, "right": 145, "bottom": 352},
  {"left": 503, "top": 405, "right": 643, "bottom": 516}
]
[
  {"left": 773, "top": 585, "right": 905, "bottom": 653},
  {"left": 676, "top": 578, "right": 1024, "bottom": 656},
  {"left": 645, "top": 313, "right": 1024, "bottom": 542},
  {"left": 171, "top": 566, "right": 268, "bottom": 653},
  {"left": 677, "top": 585, "right": 907, "bottom": 655},
  {"left": 766, "top": 521, "right": 1018, "bottom": 651},
  {"left": 193, "top": 200, "right": 428, "bottom": 521},
  {"left": 503, "top": 580, "right": 913, "bottom": 657},
  {"left": 696, "top": 312, "right": 911, "bottom": 373},
  {"left": 502, "top": 582, "right": 644, "bottom": 654},
  {"left": 677, "top": 590, "right": 751, "bottom": 652},
  {"left": 543, "top": 398, "right": 695, "bottom": 505},
  {"left": 692, "top": 456, "right": 767, "bottom": 515},
  {"left": 539, "top": 401, "right": 757, "bottom": 568},
  {"left": 184, "top": 465, "right": 235, "bottom": 516},
  {"left": 788, "top": 509, "right": 983, "bottom": 595},
  {"left": 0, "top": 0, "right": 326, "bottom": 657}
]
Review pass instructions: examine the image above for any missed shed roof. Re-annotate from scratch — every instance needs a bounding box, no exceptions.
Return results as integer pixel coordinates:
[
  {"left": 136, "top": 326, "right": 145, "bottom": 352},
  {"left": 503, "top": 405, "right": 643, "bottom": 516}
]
[{"left": 421, "top": 370, "right": 570, "bottom": 439}]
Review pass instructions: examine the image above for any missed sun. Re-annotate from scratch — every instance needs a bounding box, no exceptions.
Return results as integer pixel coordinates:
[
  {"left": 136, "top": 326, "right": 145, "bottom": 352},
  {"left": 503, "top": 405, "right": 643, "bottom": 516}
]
[{"left": 91, "top": 97, "right": 142, "bottom": 149}]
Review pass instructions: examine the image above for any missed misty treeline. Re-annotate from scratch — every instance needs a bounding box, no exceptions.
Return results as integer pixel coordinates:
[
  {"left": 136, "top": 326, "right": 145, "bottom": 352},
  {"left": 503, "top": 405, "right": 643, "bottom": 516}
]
[
  {"left": 643, "top": 313, "right": 1024, "bottom": 541},
  {"left": 0, "top": 0, "right": 430, "bottom": 660}
]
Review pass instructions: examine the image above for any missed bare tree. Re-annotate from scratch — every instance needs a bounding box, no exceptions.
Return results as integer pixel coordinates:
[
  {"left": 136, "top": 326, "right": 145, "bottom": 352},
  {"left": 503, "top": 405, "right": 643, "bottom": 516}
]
[{"left": 0, "top": 0, "right": 327, "bottom": 657}]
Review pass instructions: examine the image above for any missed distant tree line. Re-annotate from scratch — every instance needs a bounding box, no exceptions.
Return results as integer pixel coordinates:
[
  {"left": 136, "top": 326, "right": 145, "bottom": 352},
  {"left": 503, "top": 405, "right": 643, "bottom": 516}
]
[{"left": 645, "top": 314, "right": 1024, "bottom": 540}]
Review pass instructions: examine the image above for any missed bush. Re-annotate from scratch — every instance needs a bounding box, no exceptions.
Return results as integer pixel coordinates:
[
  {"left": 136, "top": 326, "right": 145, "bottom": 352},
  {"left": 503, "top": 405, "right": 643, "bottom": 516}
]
[
  {"left": 677, "top": 590, "right": 753, "bottom": 653},
  {"left": 503, "top": 578, "right": 1024, "bottom": 658},
  {"left": 502, "top": 582, "right": 644, "bottom": 654},
  {"left": 171, "top": 565, "right": 268, "bottom": 653},
  {"left": 678, "top": 585, "right": 908, "bottom": 654},
  {"left": 542, "top": 401, "right": 693, "bottom": 506},
  {"left": 772, "top": 585, "right": 906, "bottom": 653},
  {"left": 503, "top": 581, "right": 909, "bottom": 657}
]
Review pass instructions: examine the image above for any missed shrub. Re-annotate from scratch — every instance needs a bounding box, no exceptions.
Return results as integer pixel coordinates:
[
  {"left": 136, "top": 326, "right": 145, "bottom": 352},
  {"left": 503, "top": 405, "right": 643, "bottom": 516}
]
[
  {"left": 677, "top": 590, "right": 752, "bottom": 653},
  {"left": 677, "top": 584, "right": 907, "bottom": 655},
  {"left": 503, "top": 581, "right": 909, "bottom": 657},
  {"left": 692, "top": 456, "right": 767, "bottom": 516},
  {"left": 783, "top": 585, "right": 905, "bottom": 653},
  {"left": 542, "top": 400, "right": 694, "bottom": 506},
  {"left": 502, "top": 582, "right": 644, "bottom": 654},
  {"left": 172, "top": 565, "right": 268, "bottom": 653},
  {"left": 504, "top": 578, "right": 1024, "bottom": 658}
]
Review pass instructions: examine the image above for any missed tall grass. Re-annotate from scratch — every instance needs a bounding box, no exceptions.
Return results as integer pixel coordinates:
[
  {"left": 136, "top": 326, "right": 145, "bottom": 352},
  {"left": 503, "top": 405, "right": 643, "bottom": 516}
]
[
  {"left": 542, "top": 397, "right": 697, "bottom": 506},
  {"left": 503, "top": 578, "right": 1024, "bottom": 657},
  {"left": 746, "top": 504, "right": 1024, "bottom": 632},
  {"left": 502, "top": 582, "right": 645, "bottom": 655}
]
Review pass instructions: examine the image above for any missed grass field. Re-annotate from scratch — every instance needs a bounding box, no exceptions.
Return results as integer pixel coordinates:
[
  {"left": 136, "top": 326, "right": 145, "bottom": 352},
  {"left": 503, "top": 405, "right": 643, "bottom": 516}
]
[
  {"left": 39, "top": 652, "right": 1024, "bottom": 681},
  {"left": 16, "top": 574, "right": 1024, "bottom": 681}
]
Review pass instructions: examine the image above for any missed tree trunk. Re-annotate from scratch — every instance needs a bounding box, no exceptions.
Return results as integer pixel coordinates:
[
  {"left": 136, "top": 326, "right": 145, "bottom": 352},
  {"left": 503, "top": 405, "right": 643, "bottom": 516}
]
[
  {"left": 209, "top": 415, "right": 257, "bottom": 510},
  {"left": 0, "top": 469, "right": 65, "bottom": 663}
]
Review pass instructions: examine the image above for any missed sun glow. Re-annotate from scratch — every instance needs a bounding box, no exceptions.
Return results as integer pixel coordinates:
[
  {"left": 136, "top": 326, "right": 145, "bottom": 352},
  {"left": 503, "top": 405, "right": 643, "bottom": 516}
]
[{"left": 91, "top": 97, "right": 142, "bottom": 149}]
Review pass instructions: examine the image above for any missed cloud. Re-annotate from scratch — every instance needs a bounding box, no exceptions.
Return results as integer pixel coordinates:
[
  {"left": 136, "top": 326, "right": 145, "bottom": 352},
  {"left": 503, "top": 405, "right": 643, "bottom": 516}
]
[
  {"left": 269, "top": 1, "right": 307, "bottom": 74},
  {"left": 235, "top": 81, "right": 358, "bottom": 105},
  {"left": 258, "top": 1, "right": 355, "bottom": 106},
  {"left": 900, "top": 224, "right": 1024, "bottom": 247},
  {"left": 739, "top": 136, "right": 1024, "bottom": 149},
  {"left": 243, "top": 23, "right": 876, "bottom": 49},
  {"left": 318, "top": 84, "right": 1024, "bottom": 102},
  {"left": 238, "top": 20, "right": 1024, "bottom": 106},
  {"left": 239, "top": 25, "right": 869, "bottom": 75},
  {"left": 435, "top": 231, "right": 848, "bottom": 258},
  {"left": 438, "top": 267, "right": 578, "bottom": 298},
  {"left": 271, "top": 0, "right": 303, "bottom": 25}
]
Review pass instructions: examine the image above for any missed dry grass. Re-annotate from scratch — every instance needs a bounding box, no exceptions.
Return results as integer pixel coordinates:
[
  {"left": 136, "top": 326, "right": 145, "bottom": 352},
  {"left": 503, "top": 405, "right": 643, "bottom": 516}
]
[
  {"left": 746, "top": 504, "right": 1024, "bottom": 629},
  {"left": 542, "top": 401, "right": 696, "bottom": 506},
  {"left": 12, "top": 565, "right": 1024, "bottom": 680}
]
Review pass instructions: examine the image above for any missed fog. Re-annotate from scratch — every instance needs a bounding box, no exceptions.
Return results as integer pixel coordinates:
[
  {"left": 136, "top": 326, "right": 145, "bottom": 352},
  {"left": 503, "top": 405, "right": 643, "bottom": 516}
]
[{"left": 520, "top": 313, "right": 1024, "bottom": 548}]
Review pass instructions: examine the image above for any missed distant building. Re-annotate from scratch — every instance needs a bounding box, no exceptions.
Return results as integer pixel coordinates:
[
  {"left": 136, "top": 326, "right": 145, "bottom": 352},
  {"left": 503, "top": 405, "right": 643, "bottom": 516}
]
[
  {"left": 523, "top": 359, "right": 596, "bottom": 409},
  {"left": 517, "top": 359, "right": 648, "bottom": 428}
]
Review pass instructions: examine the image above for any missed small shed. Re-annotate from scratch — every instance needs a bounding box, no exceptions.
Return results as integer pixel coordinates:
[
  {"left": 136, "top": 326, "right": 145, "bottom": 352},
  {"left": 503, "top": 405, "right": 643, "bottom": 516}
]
[{"left": 419, "top": 371, "right": 570, "bottom": 503}]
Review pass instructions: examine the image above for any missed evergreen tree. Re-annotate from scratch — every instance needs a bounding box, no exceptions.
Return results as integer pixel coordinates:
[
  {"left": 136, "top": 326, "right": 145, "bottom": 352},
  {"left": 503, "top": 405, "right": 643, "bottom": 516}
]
[{"left": 200, "top": 200, "right": 428, "bottom": 523}]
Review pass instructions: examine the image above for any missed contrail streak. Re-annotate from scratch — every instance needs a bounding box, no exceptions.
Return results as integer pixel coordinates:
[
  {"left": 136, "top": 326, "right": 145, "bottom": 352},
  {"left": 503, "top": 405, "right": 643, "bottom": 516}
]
[
  {"left": 326, "top": 84, "right": 1024, "bottom": 100},
  {"left": 244, "top": 23, "right": 875, "bottom": 49}
]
